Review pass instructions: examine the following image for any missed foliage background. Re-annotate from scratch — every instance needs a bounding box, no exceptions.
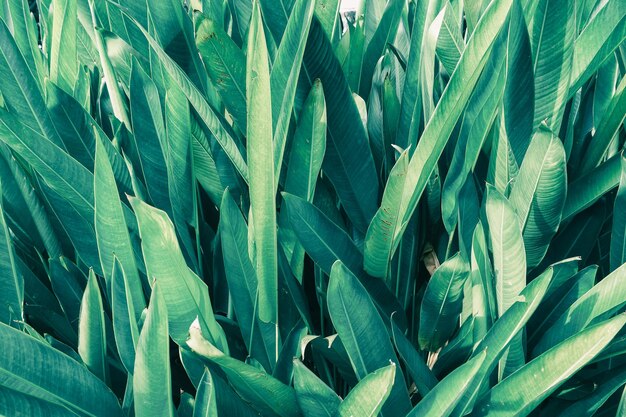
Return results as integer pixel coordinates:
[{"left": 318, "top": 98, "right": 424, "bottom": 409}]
[{"left": 0, "top": 0, "right": 625, "bottom": 416}]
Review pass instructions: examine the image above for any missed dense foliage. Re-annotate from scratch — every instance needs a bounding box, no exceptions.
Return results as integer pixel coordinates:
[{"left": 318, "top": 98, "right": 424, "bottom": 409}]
[{"left": 0, "top": 0, "right": 625, "bottom": 415}]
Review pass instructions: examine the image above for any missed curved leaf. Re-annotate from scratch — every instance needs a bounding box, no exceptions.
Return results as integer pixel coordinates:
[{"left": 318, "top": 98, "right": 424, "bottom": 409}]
[
  {"left": 134, "top": 284, "right": 174, "bottom": 417},
  {"left": 509, "top": 126, "right": 567, "bottom": 268},
  {"left": 472, "top": 314, "right": 626, "bottom": 416},
  {"left": 129, "top": 197, "right": 227, "bottom": 351},
  {"left": 534, "top": 261, "right": 626, "bottom": 355},
  {"left": 293, "top": 360, "right": 341, "bottom": 417},
  {"left": 364, "top": 149, "right": 410, "bottom": 280},
  {"left": 337, "top": 363, "right": 396, "bottom": 417},
  {"left": 186, "top": 321, "right": 302, "bottom": 417},
  {"left": 367, "top": 0, "right": 514, "bottom": 258},
  {"left": 407, "top": 351, "right": 487, "bottom": 417},
  {"left": 196, "top": 18, "right": 247, "bottom": 131},
  {"left": 0, "top": 322, "right": 121, "bottom": 416},
  {"left": 611, "top": 155, "right": 626, "bottom": 271},
  {"left": 78, "top": 269, "right": 108, "bottom": 383},
  {"left": 531, "top": 0, "right": 575, "bottom": 130},
  {"left": 418, "top": 253, "right": 470, "bottom": 351},
  {"left": 0, "top": 181, "right": 22, "bottom": 326},
  {"left": 193, "top": 369, "right": 218, "bottom": 417},
  {"left": 327, "top": 261, "right": 411, "bottom": 417}
]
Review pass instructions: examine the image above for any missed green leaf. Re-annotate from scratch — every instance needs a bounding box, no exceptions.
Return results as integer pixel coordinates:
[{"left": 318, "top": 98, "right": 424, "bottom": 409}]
[
  {"left": 134, "top": 284, "right": 174, "bottom": 417},
  {"left": 568, "top": 1, "right": 626, "bottom": 96},
  {"left": 396, "top": 0, "right": 442, "bottom": 149},
  {"left": 612, "top": 155, "right": 626, "bottom": 271},
  {"left": 293, "top": 360, "right": 342, "bottom": 417},
  {"left": 0, "top": 321, "right": 121, "bottom": 416},
  {"left": 125, "top": 13, "right": 249, "bottom": 182},
  {"left": 247, "top": 1, "right": 278, "bottom": 330},
  {"left": 419, "top": 253, "right": 470, "bottom": 351},
  {"left": 435, "top": 3, "right": 465, "bottom": 75},
  {"left": 555, "top": 365, "right": 626, "bottom": 417},
  {"left": 0, "top": 387, "right": 81, "bottom": 417},
  {"left": 280, "top": 80, "right": 326, "bottom": 278},
  {"left": 129, "top": 197, "right": 227, "bottom": 351},
  {"left": 472, "top": 314, "right": 626, "bottom": 416},
  {"left": 440, "top": 31, "right": 506, "bottom": 232},
  {"left": 195, "top": 18, "right": 247, "bottom": 131},
  {"left": 450, "top": 265, "right": 555, "bottom": 416},
  {"left": 337, "top": 363, "right": 396, "bottom": 417},
  {"left": 219, "top": 189, "right": 272, "bottom": 370},
  {"left": 327, "top": 261, "right": 411, "bottom": 417},
  {"left": 407, "top": 351, "right": 487, "bottom": 417},
  {"left": 364, "top": 148, "right": 410, "bottom": 280},
  {"left": 579, "top": 74, "right": 626, "bottom": 177},
  {"left": 485, "top": 185, "right": 526, "bottom": 315},
  {"left": 302, "top": 18, "right": 379, "bottom": 233},
  {"left": 359, "top": 0, "right": 404, "bottom": 99},
  {"left": 367, "top": 0, "right": 514, "bottom": 256},
  {"left": 534, "top": 261, "right": 626, "bottom": 355},
  {"left": 78, "top": 269, "right": 108, "bottom": 383},
  {"left": 187, "top": 321, "right": 302, "bottom": 417},
  {"left": 111, "top": 257, "right": 142, "bottom": 375},
  {"left": 193, "top": 369, "right": 218, "bottom": 417},
  {"left": 270, "top": 0, "right": 315, "bottom": 181},
  {"left": 282, "top": 192, "right": 362, "bottom": 275},
  {"left": 0, "top": 181, "right": 22, "bottom": 326},
  {"left": 49, "top": 0, "right": 78, "bottom": 93},
  {"left": 509, "top": 126, "right": 567, "bottom": 268},
  {"left": 485, "top": 184, "right": 526, "bottom": 376},
  {"left": 531, "top": 0, "right": 575, "bottom": 131},
  {"left": 391, "top": 319, "right": 438, "bottom": 396},
  {"left": 94, "top": 128, "right": 143, "bottom": 307},
  {"left": 282, "top": 193, "right": 405, "bottom": 327},
  {"left": 562, "top": 154, "right": 621, "bottom": 221}
]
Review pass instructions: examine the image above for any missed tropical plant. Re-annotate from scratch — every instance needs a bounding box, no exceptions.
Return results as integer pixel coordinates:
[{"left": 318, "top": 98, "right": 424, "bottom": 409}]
[{"left": 0, "top": 0, "right": 625, "bottom": 415}]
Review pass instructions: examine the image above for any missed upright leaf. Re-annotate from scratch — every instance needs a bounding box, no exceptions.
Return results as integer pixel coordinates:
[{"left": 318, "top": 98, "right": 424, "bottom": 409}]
[
  {"left": 247, "top": 2, "right": 278, "bottom": 334},
  {"left": 419, "top": 253, "right": 470, "bottom": 351},
  {"left": 0, "top": 181, "right": 22, "bottom": 326},
  {"left": 134, "top": 284, "right": 174, "bottom": 417},
  {"left": 509, "top": 126, "right": 567, "bottom": 268},
  {"left": 129, "top": 197, "right": 227, "bottom": 351},
  {"left": 367, "top": 0, "right": 514, "bottom": 258},
  {"left": 612, "top": 155, "right": 626, "bottom": 271},
  {"left": 531, "top": 0, "right": 575, "bottom": 131},
  {"left": 94, "top": 130, "right": 143, "bottom": 306},
  {"left": 78, "top": 269, "right": 108, "bottom": 383},
  {"left": 485, "top": 185, "right": 526, "bottom": 375}
]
